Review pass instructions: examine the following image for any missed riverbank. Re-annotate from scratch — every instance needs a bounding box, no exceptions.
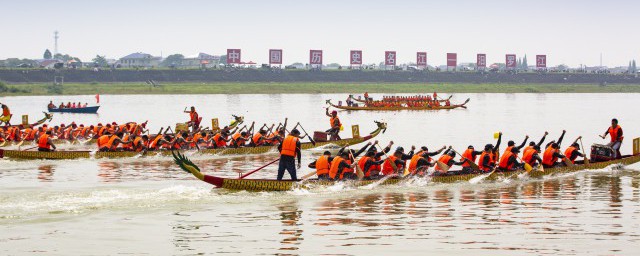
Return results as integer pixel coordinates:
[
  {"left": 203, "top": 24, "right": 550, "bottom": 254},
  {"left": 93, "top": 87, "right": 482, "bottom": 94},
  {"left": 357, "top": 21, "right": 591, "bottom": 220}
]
[{"left": 1, "top": 82, "right": 639, "bottom": 96}]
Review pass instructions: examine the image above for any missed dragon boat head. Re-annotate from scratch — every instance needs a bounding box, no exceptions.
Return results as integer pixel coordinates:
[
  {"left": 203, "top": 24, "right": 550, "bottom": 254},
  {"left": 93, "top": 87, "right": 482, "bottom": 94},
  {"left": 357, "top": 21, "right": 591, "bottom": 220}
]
[{"left": 374, "top": 121, "right": 387, "bottom": 134}]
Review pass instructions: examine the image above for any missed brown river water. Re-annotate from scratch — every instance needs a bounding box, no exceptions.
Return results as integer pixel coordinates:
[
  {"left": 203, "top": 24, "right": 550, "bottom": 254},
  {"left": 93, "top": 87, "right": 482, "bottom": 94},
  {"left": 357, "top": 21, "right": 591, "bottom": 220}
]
[{"left": 0, "top": 93, "right": 639, "bottom": 255}]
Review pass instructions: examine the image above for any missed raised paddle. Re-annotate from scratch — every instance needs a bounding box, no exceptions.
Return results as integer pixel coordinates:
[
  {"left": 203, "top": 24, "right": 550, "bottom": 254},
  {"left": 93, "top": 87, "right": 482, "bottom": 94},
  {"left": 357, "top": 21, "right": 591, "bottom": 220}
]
[
  {"left": 580, "top": 137, "right": 590, "bottom": 164},
  {"left": 239, "top": 158, "right": 280, "bottom": 179},
  {"left": 296, "top": 123, "right": 316, "bottom": 146}
]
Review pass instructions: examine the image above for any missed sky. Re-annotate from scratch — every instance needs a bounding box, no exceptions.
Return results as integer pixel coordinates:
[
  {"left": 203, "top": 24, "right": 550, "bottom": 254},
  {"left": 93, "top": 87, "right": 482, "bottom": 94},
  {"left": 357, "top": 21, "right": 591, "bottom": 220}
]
[{"left": 2, "top": 0, "right": 639, "bottom": 67}]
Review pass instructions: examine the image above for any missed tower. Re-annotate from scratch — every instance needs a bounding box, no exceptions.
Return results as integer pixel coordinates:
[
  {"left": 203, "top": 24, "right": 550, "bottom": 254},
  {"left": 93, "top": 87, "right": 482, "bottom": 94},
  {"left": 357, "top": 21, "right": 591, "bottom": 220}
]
[{"left": 54, "top": 31, "right": 59, "bottom": 56}]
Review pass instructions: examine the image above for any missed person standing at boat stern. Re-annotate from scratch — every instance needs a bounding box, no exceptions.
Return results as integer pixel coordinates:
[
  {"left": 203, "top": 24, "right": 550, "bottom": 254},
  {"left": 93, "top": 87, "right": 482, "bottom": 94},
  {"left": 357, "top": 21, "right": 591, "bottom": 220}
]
[
  {"left": 277, "top": 129, "right": 302, "bottom": 180},
  {"left": 602, "top": 118, "right": 623, "bottom": 159},
  {"left": 325, "top": 108, "right": 341, "bottom": 141},
  {"left": 185, "top": 106, "right": 200, "bottom": 132}
]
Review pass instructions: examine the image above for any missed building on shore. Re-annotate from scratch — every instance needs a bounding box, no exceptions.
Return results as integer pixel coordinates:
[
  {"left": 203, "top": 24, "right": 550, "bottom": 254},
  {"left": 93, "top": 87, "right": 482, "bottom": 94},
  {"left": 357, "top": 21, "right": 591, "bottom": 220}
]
[
  {"left": 182, "top": 53, "right": 220, "bottom": 69},
  {"left": 117, "top": 52, "right": 161, "bottom": 68}
]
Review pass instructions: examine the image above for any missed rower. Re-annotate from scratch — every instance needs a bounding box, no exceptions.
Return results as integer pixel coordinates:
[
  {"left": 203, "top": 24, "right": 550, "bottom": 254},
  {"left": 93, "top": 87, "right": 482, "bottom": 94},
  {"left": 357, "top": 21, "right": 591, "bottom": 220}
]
[
  {"left": 498, "top": 147, "right": 523, "bottom": 171},
  {"left": 37, "top": 130, "right": 57, "bottom": 152},
  {"left": 184, "top": 106, "right": 200, "bottom": 132},
  {"left": 132, "top": 135, "right": 149, "bottom": 152},
  {"left": 504, "top": 135, "right": 529, "bottom": 156},
  {"left": 250, "top": 130, "right": 267, "bottom": 146},
  {"left": 542, "top": 142, "right": 566, "bottom": 168},
  {"left": 358, "top": 150, "right": 386, "bottom": 179},
  {"left": 169, "top": 132, "right": 191, "bottom": 150},
  {"left": 97, "top": 131, "right": 112, "bottom": 151},
  {"left": 382, "top": 146, "right": 415, "bottom": 176},
  {"left": 360, "top": 141, "right": 393, "bottom": 179},
  {"left": 601, "top": 118, "right": 623, "bottom": 159},
  {"left": 231, "top": 131, "right": 249, "bottom": 148},
  {"left": 479, "top": 134, "right": 501, "bottom": 173},
  {"left": 277, "top": 129, "right": 302, "bottom": 181},
  {"left": 523, "top": 132, "right": 548, "bottom": 156},
  {"left": 0, "top": 103, "right": 11, "bottom": 125},
  {"left": 325, "top": 109, "right": 341, "bottom": 141},
  {"left": 408, "top": 146, "right": 446, "bottom": 175},
  {"left": 311, "top": 151, "right": 333, "bottom": 180},
  {"left": 434, "top": 148, "right": 467, "bottom": 173},
  {"left": 522, "top": 145, "right": 543, "bottom": 167},
  {"left": 460, "top": 145, "right": 482, "bottom": 173},
  {"left": 212, "top": 131, "right": 231, "bottom": 148},
  {"left": 329, "top": 151, "right": 356, "bottom": 180},
  {"left": 107, "top": 132, "right": 129, "bottom": 151},
  {"left": 564, "top": 136, "right": 585, "bottom": 164}
]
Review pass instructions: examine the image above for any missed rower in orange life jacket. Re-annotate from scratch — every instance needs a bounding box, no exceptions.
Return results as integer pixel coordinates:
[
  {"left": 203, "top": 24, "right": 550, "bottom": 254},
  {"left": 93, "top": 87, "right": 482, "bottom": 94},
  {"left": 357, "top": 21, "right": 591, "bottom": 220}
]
[
  {"left": 478, "top": 133, "right": 502, "bottom": 172},
  {"left": 325, "top": 108, "right": 341, "bottom": 141},
  {"left": 106, "top": 132, "right": 129, "bottom": 151},
  {"left": 542, "top": 142, "right": 566, "bottom": 168},
  {"left": 460, "top": 145, "right": 482, "bottom": 173},
  {"left": 231, "top": 131, "right": 249, "bottom": 148},
  {"left": 408, "top": 146, "right": 447, "bottom": 175},
  {"left": 563, "top": 136, "right": 585, "bottom": 164},
  {"left": 184, "top": 106, "right": 200, "bottom": 132},
  {"left": 212, "top": 131, "right": 231, "bottom": 148},
  {"left": 132, "top": 135, "right": 149, "bottom": 152},
  {"left": 311, "top": 151, "right": 333, "bottom": 180},
  {"left": 37, "top": 130, "right": 57, "bottom": 152},
  {"left": 382, "top": 146, "right": 415, "bottom": 176},
  {"left": 522, "top": 131, "right": 549, "bottom": 158},
  {"left": 277, "top": 129, "right": 302, "bottom": 181},
  {"left": 250, "top": 130, "right": 267, "bottom": 146},
  {"left": 169, "top": 132, "right": 191, "bottom": 150},
  {"left": 498, "top": 147, "right": 523, "bottom": 171},
  {"left": 522, "top": 145, "right": 543, "bottom": 167},
  {"left": 434, "top": 148, "right": 467, "bottom": 174},
  {"left": 601, "top": 118, "right": 623, "bottom": 159},
  {"left": 358, "top": 150, "right": 385, "bottom": 179},
  {"left": 503, "top": 135, "right": 529, "bottom": 157},
  {"left": 97, "top": 131, "right": 112, "bottom": 151}
]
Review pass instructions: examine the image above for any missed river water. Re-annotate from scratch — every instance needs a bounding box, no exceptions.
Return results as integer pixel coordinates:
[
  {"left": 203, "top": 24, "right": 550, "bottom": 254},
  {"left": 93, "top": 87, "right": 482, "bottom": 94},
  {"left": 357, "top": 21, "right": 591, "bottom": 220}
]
[{"left": 1, "top": 93, "right": 639, "bottom": 255}]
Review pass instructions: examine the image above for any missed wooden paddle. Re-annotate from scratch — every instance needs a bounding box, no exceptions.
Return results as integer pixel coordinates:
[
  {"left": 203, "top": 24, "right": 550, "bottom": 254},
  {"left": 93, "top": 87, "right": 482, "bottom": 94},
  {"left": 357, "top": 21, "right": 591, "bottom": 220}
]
[
  {"left": 21, "top": 146, "right": 38, "bottom": 151},
  {"left": 296, "top": 123, "right": 316, "bottom": 146},
  {"left": 239, "top": 158, "right": 279, "bottom": 179},
  {"left": 563, "top": 156, "right": 575, "bottom": 167},
  {"left": 451, "top": 149, "right": 480, "bottom": 172},
  {"left": 515, "top": 154, "right": 533, "bottom": 173},
  {"left": 436, "top": 160, "right": 450, "bottom": 172},
  {"left": 580, "top": 137, "right": 590, "bottom": 164},
  {"left": 300, "top": 169, "right": 317, "bottom": 180}
]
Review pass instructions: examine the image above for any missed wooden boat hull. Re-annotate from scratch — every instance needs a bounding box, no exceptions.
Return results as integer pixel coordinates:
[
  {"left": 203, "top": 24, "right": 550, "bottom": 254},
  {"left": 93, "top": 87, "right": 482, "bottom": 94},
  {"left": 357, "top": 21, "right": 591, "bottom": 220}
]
[
  {"left": 0, "top": 122, "right": 385, "bottom": 160},
  {"left": 328, "top": 99, "right": 469, "bottom": 111},
  {"left": 199, "top": 154, "right": 640, "bottom": 192},
  {"left": 0, "top": 112, "right": 53, "bottom": 130},
  {"left": 48, "top": 106, "right": 99, "bottom": 114}
]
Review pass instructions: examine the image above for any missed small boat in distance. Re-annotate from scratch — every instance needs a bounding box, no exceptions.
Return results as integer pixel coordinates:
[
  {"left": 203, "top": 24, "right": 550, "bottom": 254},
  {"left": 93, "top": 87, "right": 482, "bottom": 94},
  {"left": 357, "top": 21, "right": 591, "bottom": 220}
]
[{"left": 48, "top": 105, "right": 100, "bottom": 114}]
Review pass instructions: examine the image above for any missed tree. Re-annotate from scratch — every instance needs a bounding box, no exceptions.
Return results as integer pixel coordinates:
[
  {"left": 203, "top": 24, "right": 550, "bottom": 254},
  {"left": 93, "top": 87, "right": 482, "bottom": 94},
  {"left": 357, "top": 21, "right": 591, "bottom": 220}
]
[
  {"left": 92, "top": 55, "right": 108, "bottom": 67},
  {"left": 628, "top": 61, "right": 632, "bottom": 73},
  {"left": 161, "top": 54, "right": 184, "bottom": 68},
  {"left": 633, "top": 60, "right": 637, "bottom": 73},
  {"left": 522, "top": 55, "right": 528, "bottom": 70},
  {"left": 43, "top": 49, "right": 52, "bottom": 59}
]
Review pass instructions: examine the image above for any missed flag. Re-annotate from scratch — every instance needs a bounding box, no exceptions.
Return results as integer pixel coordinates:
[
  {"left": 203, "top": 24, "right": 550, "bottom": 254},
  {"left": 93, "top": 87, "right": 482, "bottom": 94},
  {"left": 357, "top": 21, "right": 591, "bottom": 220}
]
[{"left": 96, "top": 94, "right": 100, "bottom": 104}]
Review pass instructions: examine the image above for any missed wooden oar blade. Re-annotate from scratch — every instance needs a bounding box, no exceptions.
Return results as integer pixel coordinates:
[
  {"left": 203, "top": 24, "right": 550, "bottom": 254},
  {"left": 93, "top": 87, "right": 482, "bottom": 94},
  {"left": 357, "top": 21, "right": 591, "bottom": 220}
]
[
  {"left": 524, "top": 163, "right": 533, "bottom": 172},
  {"left": 436, "top": 161, "right": 450, "bottom": 172},
  {"left": 563, "top": 157, "right": 574, "bottom": 167},
  {"left": 301, "top": 170, "right": 317, "bottom": 180}
]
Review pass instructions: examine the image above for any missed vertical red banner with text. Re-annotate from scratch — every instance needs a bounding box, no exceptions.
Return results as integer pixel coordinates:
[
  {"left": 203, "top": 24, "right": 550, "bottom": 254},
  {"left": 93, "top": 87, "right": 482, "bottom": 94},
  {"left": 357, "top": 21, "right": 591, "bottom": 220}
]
[
  {"left": 417, "top": 52, "right": 427, "bottom": 67},
  {"left": 227, "top": 49, "right": 241, "bottom": 64},
  {"left": 269, "top": 49, "right": 282, "bottom": 65}
]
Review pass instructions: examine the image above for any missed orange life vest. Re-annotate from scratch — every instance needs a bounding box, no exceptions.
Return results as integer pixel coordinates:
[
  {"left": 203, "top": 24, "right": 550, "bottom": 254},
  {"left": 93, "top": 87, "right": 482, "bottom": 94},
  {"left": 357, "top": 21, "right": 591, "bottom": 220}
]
[
  {"left": 149, "top": 135, "right": 163, "bottom": 149},
  {"left": 121, "top": 135, "right": 132, "bottom": 150},
  {"left": 232, "top": 133, "right": 245, "bottom": 146},
  {"left": 564, "top": 146, "right": 578, "bottom": 163},
  {"left": 382, "top": 155, "right": 401, "bottom": 175},
  {"left": 38, "top": 134, "right": 50, "bottom": 149},
  {"left": 280, "top": 135, "right": 298, "bottom": 157},
  {"left": 190, "top": 133, "right": 203, "bottom": 148},
  {"left": 608, "top": 125, "right": 623, "bottom": 142},
  {"left": 408, "top": 153, "right": 424, "bottom": 173},
  {"left": 190, "top": 111, "right": 198, "bottom": 122},
  {"left": 97, "top": 135, "right": 110, "bottom": 148},
  {"left": 435, "top": 154, "right": 453, "bottom": 171},
  {"left": 133, "top": 137, "right": 144, "bottom": 152},
  {"left": 316, "top": 155, "right": 330, "bottom": 175},
  {"left": 213, "top": 133, "right": 227, "bottom": 148},
  {"left": 522, "top": 148, "right": 538, "bottom": 165},
  {"left": 329, "top": 156, "right": 345, "bottom": 180},
  {"left": 498, "top": 151, "right": 515, "bottom": 169},
  {"left": 107, "top": 135, "right": 120, "bottom": 150},
  {"left": 542, "top": 146, "right": 558, "bottom": 166},
  {"left": 461, "top": 149, "right": 477, "bottom": 167},
  {"left": 252, "top": 133, "right": 263, "bottom": 145},
  {"left": 330, "top": 116, "right": 341, "bottom": 128}
]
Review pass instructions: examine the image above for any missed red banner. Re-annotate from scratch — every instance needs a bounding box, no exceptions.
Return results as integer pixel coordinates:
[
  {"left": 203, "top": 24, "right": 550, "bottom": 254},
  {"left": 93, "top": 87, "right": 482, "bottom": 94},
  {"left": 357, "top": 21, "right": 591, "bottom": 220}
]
[
  {"left": 416, "top": 52, "right": 427, "bottom": 67},
  {"left": 226, "top": 49, "right": 241, "bottom": 64},
  {"left": 447, "top": 53, "right": 457, "bottom": 67},
  {"left": 350, "top": 50, "right": 363, "bottom": 65},
  {"left": 536, "top": 55, "right": 547, "bottom": 68},
  {"left": 505, "top": 54, "right": 517, "bottom": 68},
  {"left": 269, "top": 49, "right": 282, "bottom": 64},
  {"left": 385, "top": 51, "right": 397, "bottom": 66},
  {"left": 477, "top": 54, "right": 487, "bottom": 68},
  {"left": 309, "top": 50, "right": 323, "bottom": 65}
]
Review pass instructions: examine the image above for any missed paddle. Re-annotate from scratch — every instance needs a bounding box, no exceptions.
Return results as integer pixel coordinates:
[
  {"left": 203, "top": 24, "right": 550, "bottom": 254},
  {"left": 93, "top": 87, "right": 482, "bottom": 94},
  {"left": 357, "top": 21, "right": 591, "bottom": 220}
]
[
  {"left": 515, "top": 154, "right": 533, "bottom": 173},
  {"left": 580, "top": 137, "right": 590, "bottom": 164},
  {"left": 239, "top": 158, "right": 279, "bottom": 179},
  {"left": 348, "top": 148, "right": 365, "bottom": 180},
  {"left": 563, "top": 156, "right": 575, "bottom": 167},
  {"left": 451, "top": 149, "right": 480, "bottom": 172},
  {"left": 296, "top": 122, "right": 316, "bottom": 146},
  {"left": 300, "top": 169, "right": 317, "bottom": 180},
  {"left": 21, "top": 146, "right": 38, "bottom": 151}
]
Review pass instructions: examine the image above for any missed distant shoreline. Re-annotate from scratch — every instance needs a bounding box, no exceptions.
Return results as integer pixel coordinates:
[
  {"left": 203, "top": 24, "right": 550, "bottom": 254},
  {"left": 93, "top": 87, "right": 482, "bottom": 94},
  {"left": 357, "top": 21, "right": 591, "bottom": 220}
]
[{"left": 1, "top": 82, "right": 639, "bottom": 96}]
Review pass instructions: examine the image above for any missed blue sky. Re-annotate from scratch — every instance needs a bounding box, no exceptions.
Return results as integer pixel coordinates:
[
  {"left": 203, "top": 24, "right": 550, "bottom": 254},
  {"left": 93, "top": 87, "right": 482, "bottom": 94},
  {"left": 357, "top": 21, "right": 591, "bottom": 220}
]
[{"left": 2, "top": 0, "right": 638, "bottom": 67}]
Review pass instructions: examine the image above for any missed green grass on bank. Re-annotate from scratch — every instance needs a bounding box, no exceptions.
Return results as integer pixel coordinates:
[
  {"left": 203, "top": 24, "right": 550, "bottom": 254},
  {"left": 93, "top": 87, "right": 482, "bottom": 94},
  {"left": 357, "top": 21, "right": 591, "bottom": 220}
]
[{"left": 0, "top": 82, "right": 639, "bottom": 96}]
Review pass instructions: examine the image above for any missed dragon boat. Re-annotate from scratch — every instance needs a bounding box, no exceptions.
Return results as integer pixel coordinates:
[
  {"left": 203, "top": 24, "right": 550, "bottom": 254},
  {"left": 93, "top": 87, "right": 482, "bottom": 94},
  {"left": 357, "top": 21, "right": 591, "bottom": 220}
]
[
  {"left": 349, "top": 94, "right": 452, "bottom": 103},
  {"left": 48, "top": 106, "right": 100, "bottom": 114},
  {"left": 0, "top": 121, "right": 386, "bottom": 160},
  {"left": 327, "top": 98, "right": 469, "bottom": 111},
  {"left": 171, "top": 140, "right": 640, "bottom": 192},
  {"left": 0, "top": 112, "right": 53, "bottom": 130},
  {"left": 0, "top": 115, "right": 245, "bottom": 148}
]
